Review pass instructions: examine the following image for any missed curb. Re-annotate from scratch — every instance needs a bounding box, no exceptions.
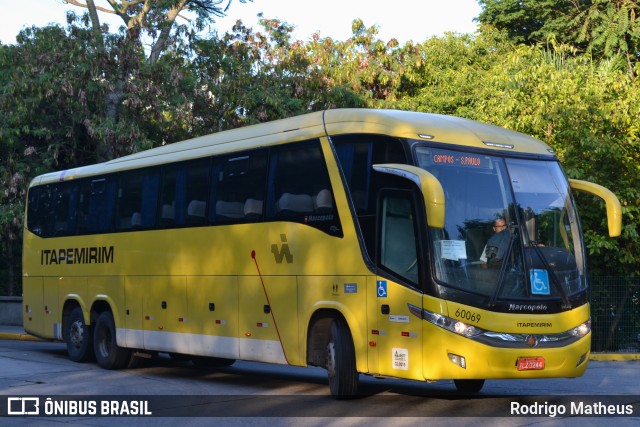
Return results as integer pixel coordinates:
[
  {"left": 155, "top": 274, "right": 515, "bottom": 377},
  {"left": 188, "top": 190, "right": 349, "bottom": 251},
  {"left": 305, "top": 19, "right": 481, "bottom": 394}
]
[
  {"left": 0, "top": 331, "right": 42, "bottom": 341},
  {"left": 589, "top": 353, "right": 640, "bottom": 361}
]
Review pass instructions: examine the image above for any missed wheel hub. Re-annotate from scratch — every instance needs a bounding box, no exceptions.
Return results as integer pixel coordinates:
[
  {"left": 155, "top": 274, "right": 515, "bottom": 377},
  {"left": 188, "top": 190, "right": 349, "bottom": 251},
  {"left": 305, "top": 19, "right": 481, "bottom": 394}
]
[{"left": 69, "top": 321, "right": 84, "bottom": 348}]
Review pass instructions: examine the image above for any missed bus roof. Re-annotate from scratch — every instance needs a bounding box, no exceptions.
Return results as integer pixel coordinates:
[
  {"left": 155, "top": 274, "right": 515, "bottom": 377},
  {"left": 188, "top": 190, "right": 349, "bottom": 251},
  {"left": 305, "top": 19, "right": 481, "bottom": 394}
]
[{"left": 31, "top": 109, "right": 554, "bottom": 186}]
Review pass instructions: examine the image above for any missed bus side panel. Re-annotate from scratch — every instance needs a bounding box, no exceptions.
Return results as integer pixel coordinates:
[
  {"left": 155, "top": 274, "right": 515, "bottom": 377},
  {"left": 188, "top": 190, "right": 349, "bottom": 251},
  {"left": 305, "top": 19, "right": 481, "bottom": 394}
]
[
  {"left": 138, "top": 276, "right": 189, "bottom": 353},
  {"left": 373, "top": 278, "right": 424, "bottom": 380},
  {"left": 187, "top": 276, "right": 239, "bottom": 359},
  {"left": 23, "top": 277, "right": 45, "bottom": 338},
  {"left": 238, "top": 276, "right": 294, "bottom": 365},
  {"left": 42, "top": 278, "right": 62, "bottom": 340},
  {"left": 298, "top": 275, "right": 369, "bottom": 374},
  {"left": 124, "top": 276, "right": 144, "bottom": 348}
]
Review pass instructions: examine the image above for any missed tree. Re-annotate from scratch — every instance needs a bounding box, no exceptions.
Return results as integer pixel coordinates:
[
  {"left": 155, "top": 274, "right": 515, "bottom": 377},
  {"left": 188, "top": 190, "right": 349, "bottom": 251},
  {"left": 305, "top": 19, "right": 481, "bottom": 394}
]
[
  {"left": 190, "top": 17, "right": 363, "bottom": 134},
  {"left": 1, "top": 30, "right": 87, "bottom": 295},
  {"left": 62, "top": 0, "right": 251, "bottom": 160},
  {"left": 476, "top": 0, "right": 592, "bottom": 45},
  {"left": 477, "top": 0, "right": 640, "bottom": 76},
  {"left": 575, "top": 0, "right": 640, "bottom": 77}
]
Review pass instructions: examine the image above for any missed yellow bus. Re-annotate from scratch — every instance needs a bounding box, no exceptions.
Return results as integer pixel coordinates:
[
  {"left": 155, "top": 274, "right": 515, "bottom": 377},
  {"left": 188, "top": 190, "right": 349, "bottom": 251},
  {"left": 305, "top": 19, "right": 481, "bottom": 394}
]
[{"left": 23, "top": 109, "right": 621, "bottom": 398}]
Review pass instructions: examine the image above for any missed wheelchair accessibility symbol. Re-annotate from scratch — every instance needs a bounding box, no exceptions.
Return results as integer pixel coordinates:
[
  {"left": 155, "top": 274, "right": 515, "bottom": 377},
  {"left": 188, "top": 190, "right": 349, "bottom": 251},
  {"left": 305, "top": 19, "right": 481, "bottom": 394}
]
[
  {"left": 377, "top": 280, "right": 388, "bottom": 298},
  {"left": 529, "top": 269, "right": 550, "bottom": 295}
]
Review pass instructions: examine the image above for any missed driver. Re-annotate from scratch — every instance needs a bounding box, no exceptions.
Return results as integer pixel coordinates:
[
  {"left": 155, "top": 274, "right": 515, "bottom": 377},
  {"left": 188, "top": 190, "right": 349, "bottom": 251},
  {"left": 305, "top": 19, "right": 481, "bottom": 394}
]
[{"left": 480, "top": 218, "right": 510, "bottom": 267}]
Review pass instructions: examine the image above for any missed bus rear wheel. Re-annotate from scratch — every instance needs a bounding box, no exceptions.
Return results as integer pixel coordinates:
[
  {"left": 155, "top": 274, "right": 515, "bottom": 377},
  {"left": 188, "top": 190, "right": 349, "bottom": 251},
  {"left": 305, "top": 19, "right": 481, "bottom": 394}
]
[
  {"left": 326, "top": 318, "right": 359, "bottom": 399},
  {"left": 65, "top": 307, "right": 94, "bottom": 362},
  {"left": 94, "top": 311, "right": 131, "bottom": 370},
  {"left": 454, "top": 379, "right": 485, "bottom": 393}
]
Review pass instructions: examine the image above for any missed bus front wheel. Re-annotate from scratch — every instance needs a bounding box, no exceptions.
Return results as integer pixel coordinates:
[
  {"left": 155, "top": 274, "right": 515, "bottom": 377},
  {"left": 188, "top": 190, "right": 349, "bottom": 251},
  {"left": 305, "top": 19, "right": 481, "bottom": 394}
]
[
  {"left": 94, "top": 311, "right": 131, "bottom": 370},
  {"left": 65, "top": 307, "right": 94, "bottom": 362},
  {"left": 454, "top": 379, "right": 485, "bottom": 393},
  {"left": 326, "top": 318, "right": 359, "bottom": 399}
]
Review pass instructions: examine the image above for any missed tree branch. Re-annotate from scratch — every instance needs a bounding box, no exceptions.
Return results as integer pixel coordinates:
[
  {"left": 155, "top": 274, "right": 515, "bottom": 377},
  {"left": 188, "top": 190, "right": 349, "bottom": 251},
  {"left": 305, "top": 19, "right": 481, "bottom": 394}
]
[
  {"left": 148, "top": 0, "right": 189, "bottom": 64},
  {"left": 85, "top": 0, "right": 105, "bottom": 49},
  {"left": 63, "top": 0, "right": 116, "bottom": 15}
]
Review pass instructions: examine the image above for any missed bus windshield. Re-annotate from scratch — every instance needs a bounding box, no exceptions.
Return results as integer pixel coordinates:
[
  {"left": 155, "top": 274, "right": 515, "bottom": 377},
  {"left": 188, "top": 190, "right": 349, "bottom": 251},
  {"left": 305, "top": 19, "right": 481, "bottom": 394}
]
[{"left": 415, "top": 146, "right": 586, "bottom": 306}]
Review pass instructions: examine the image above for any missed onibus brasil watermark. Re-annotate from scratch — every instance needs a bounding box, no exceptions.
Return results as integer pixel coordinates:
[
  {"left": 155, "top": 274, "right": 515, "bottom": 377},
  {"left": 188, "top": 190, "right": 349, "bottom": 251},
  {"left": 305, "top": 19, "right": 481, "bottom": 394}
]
[{"left": 6, "top": 397, "right": 151, "bottom": 416}]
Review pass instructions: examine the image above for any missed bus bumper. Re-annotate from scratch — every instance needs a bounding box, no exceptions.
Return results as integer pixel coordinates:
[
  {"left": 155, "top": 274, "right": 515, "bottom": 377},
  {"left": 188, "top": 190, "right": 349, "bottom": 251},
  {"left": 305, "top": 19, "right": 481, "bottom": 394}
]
[{"left": 423, "top": 330, "right": 591, "bottom": 380}]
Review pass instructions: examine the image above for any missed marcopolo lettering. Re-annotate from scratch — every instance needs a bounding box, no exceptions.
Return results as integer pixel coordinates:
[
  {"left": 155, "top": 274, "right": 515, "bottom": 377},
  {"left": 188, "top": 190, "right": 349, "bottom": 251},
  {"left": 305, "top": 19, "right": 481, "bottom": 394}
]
[
  {"left": 509, "top": 303, "right": 548, "bottom": 312},
  {"left": 41, "top": 246, "right": 115, "bottom": 266}
]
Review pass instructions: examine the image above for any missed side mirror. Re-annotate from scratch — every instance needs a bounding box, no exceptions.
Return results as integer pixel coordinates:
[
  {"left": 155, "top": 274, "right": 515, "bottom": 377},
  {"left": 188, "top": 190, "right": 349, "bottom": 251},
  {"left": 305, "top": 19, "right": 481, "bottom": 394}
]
[
  {"left": 373, "top": 164, "right": 445, "bottom": 228},
  {"left": 569, "top": 179, "right": 622, "bottom": 237}
]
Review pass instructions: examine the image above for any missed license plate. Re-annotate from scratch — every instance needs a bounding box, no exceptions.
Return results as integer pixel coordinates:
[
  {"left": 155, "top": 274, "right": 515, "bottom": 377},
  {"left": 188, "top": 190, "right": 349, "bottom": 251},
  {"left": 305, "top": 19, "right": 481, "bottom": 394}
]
[{"left": 517, "top": 357, "right": 545, "bottom": 371}]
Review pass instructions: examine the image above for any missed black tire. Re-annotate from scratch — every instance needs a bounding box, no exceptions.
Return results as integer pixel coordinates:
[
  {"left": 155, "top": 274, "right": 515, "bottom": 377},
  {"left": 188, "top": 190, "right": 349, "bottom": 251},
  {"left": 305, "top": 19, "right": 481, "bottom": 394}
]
[
  {"left": 326, "top": 318, "right": 359, "bottom": 399},
  {"left": 454, "top": 379, "right": 485, "bottom": 393},
  {"left": 93, "top": 311, "right": 131, "bottom": 370},
  {"left": 65, "top": 307, "right": 94, "bottom": 362}
]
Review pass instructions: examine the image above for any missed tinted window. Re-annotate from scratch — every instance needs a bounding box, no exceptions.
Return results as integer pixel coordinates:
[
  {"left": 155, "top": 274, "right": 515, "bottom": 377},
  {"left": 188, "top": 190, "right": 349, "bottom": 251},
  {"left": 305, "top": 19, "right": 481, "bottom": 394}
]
[
  {"left": 213, "top": 150, "right": 267, "bottom": 223},
  {"left": 116, "top": 169, "right": 160, "bottom": 230},
  {"left": 332, "top": 134, "right": 407, "bottom": 253},
  {"left": 85, "top": 177, "right": 116, "bottom": 233},
  {"left": 267, "top": 139, "right": 341, "bottom": 236}
]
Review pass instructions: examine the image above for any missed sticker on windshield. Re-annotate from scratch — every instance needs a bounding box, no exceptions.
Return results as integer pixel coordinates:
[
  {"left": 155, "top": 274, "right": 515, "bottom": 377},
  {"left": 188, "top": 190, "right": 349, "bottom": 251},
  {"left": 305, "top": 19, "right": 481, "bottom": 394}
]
[
  {"left": 530, "top": 269, "right": 550, "bottom": 295},
  {"left": 440, "top": 240, "right": 467, "bottom": 261}
]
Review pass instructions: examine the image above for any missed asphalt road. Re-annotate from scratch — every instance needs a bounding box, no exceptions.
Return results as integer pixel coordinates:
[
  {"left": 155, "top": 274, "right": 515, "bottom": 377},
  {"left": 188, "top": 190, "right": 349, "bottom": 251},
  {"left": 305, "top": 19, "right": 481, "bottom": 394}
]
[{"left": 0, "top": 338, "right": 639, "bottom": 426}]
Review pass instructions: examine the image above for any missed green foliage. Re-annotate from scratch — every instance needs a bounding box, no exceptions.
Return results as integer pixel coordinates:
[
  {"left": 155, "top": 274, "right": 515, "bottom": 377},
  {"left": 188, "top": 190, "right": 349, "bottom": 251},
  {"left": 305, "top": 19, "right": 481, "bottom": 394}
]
[
  {"left": 477, "top": 0, "right": 590, "bottom": 45},
  {"left": 2, "top": 5, "right": 640, "bottom": 296},
  {"left": 478, "top": 0, "right": 640, "bottom": 76}
]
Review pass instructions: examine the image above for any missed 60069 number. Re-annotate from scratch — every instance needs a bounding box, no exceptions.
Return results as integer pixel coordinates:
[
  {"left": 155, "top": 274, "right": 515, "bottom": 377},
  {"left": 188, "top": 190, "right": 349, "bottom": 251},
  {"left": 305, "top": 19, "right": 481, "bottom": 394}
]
[{"left": 455, "top": 308, "right": 481, "bottom": 323}]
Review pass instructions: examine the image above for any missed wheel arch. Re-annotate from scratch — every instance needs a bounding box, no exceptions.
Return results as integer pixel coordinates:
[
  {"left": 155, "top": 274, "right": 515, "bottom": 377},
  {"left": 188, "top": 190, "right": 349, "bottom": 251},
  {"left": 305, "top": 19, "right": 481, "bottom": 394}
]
[
  {"left": 306, "top": 307, "right": 367, "bottom": 373},
  {"left": 90, "top": 298, "right": 114, "bottom": 325}
]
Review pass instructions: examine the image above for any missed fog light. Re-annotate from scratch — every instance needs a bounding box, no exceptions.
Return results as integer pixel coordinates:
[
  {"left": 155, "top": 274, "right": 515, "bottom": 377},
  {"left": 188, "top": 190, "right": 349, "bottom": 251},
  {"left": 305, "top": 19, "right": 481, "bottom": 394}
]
[
  {"left": 448, "top": 353, "right": 466, "bottom": 369},
  {"left": 576, "top": 352, "right": 588, "bottom": 367}
]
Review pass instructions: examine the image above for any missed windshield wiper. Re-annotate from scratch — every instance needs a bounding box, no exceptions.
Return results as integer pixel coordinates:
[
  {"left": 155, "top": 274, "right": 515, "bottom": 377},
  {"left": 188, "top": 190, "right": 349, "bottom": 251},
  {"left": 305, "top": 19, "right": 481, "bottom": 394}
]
[{"left": 488, "top": 233, "right": 516, "bottom": 307}]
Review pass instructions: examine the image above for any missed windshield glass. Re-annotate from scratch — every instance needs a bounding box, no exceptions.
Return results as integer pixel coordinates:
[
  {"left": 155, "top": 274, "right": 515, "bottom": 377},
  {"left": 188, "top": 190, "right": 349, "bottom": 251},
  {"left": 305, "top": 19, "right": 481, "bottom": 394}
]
[{"left": 415, "top": 146, "right": 586, "bottom": 304}]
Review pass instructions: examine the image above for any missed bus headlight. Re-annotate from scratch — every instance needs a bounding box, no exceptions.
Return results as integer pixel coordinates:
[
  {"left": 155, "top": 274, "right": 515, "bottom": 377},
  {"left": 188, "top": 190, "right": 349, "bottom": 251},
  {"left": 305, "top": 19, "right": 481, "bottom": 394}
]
[
  {"left": 408, "top": 304, "right": 486, "bottom": 338},
  {"left": 454, "top": 321, "right": 481, "bottom": 338},
  {"left": 569, "top": 319, "right": 591, "bottom": 337}
]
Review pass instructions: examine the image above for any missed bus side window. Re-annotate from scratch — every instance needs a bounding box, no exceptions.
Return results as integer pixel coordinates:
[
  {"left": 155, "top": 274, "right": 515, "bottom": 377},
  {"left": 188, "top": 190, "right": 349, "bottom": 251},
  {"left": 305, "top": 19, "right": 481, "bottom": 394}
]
[
  {"left": 185, "top": 158, "right": 211, "bottom": 225},
  {"left": 213, "top": 150, "right": 267, "bottom": 223},
  {"left": 267, "top": 139, "right": 341, "bottom": 236},
  {"left": 116, "top": 169, "right": 159, "bottom": 230},
  {"left": 51, "top": 183, "right": 80, "bottom": 237},
  {"left": 332, "top": 134, "right": 407, "bottom": 254},
  {"left": 27, "top": 186, "right": 46, "bottom": 237},
  {"left": 159, "top": 165, "right": 180, "bottom": 227},
  {"left": 86, "top": 177, "right": 116, "bottom": 233},
  {"left": 378, "top": 192, "right": 420, "bottom": 285}
]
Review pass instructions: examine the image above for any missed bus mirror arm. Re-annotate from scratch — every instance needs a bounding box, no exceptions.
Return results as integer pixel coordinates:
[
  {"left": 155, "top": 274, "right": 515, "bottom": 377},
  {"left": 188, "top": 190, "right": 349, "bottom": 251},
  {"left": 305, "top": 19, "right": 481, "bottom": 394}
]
[
  {"left": 568, "top": 179, "right": 622, "bottom": 238},
  {"left": 373, "top": 164, "right": 445, "bottom": 229}
]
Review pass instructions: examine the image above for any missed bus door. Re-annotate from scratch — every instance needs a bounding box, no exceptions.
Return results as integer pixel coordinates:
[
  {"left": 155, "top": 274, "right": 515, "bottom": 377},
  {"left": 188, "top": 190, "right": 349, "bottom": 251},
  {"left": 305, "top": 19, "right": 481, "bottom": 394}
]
[{"left": 373, "top": 190, "right": 424, "bottom": 380}]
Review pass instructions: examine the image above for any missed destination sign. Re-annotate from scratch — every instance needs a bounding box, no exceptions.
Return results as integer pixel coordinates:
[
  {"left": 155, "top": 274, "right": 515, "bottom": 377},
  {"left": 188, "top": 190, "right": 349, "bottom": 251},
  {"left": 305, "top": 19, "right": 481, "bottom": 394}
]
[
  {"left": 419, "top": 148, "right": 492, "bottom": 169},
  {"left": 432, "top": 151, "right": 489, "bottom": 168}
]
